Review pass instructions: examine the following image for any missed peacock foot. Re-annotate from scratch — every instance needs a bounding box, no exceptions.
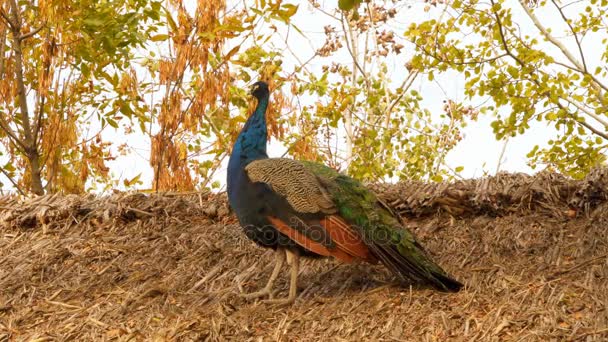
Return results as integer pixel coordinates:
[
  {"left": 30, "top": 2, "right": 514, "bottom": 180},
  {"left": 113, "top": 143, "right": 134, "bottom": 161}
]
[
  {"left": 262, "top": 293, "right": 296, "bottom": 306},
  {"left": 239, "top": 248, "right": 300, "bottom": 306},
  {"left": 239, "top": 288, "right": 275, "bottom": 300}
]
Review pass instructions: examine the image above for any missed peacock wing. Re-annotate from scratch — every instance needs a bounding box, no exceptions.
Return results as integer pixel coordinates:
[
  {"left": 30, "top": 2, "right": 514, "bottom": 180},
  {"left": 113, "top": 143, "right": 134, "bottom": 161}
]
[
  {"left": 245, "top": 158, "right": 337, "bottom": 214},
  {"left": 299, "top": 160, "right": 463, "bottom": 292},
  {"left": 245, "top": 158, "right": 373, "bottom": 262}
]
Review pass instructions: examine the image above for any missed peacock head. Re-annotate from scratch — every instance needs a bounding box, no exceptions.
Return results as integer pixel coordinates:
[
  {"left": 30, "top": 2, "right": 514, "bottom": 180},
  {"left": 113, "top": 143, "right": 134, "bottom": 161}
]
[{"left": 251, "top": 81, "right": 270, "bottom": 100}]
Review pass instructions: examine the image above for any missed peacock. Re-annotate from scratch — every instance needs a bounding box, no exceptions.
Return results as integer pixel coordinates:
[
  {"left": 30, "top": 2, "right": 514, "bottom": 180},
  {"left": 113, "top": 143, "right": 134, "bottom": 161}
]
[{"left": 227, "top": 81, "right": 463, "bottom": 305}]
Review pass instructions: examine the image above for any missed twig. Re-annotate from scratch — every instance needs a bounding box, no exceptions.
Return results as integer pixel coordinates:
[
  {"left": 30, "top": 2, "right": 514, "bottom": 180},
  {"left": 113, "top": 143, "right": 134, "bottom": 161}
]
[
  {"left": 575, "top": 327, "right": 608, "bottom": 340},
  {"left": 18, "top": 23, "right": 44, "bottom": 40},
  {"left": 548, "top": 253, "right": 608, "bottom": 280},
  {"left": 187, "top": 265, "right": 222, "bottom": 293},
  {"left": 0, "top": 25, "right": 6, "bottom": 77},
  {"left": 0, "top": 119, "right": 27, "bottom": 152},
  {"left": 125, "top": 206, "right": 154, "bottom": 217},
  {"left": 492, "top": 0, "right": 607, "bottom": 140},
  {"left": 340, "top": 13, "right": 368, "bottom": 84},
  {"left": 549, "top": 0, "right": 586, "bottom": 72},
  {"left": 519, "top": 0, "right": 608, "bottom": 96},
  {"left": 559, "top": 96, "right": 608, "bottom": 130},
  {"left": 0, "top": 7, "right": 13, "bottom": 29},
  {"left": 385, "top": 71, "right": 418, "bottom": 117},
  {"left": 0, "top": 167, "right": 25, "bottom": 196},
  {"left": 557, "top": 102, "right": 608, "bottom": 140},
  {"left": 491, "top": 0, "right": 526, "bottom": 67},
  {"left": 495, "top": 138, "right": 509, "bottom": 174},
  {"left": 44, "top": 300, "right": 83, "bottom": 310}
]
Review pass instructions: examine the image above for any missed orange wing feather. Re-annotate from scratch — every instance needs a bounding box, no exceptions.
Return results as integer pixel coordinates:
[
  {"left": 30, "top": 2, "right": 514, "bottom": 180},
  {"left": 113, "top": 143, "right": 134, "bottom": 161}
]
[
  {"left": 267, "top": 215, "right": 374, "bottom": 263},
  {"left": 320, "top": 215, "right": 375, "bottom": 263}
]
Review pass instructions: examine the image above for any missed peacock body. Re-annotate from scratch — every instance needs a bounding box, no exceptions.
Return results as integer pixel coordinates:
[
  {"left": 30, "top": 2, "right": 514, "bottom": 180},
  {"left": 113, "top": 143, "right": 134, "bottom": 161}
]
[{"left": 227, "top": 81, "right": 462, "bottom": 304}]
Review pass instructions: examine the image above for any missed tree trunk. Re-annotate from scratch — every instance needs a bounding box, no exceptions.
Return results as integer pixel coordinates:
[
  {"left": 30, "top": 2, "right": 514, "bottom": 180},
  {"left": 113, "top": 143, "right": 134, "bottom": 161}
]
[
  {"left": 27, "top": 149, "right": 44, "bottom": 195},
  {"left": 8, "top": 0, "right": 45, "bottom": 195}
]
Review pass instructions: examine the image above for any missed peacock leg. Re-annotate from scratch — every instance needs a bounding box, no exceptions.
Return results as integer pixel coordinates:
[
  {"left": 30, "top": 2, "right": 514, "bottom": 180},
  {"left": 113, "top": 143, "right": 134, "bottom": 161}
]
[
  {"left": 263, "top": 248, "right": 299, "bottom": 305},
  {"left": 241, "top": 248, "right": 285, "bottom": 300}
]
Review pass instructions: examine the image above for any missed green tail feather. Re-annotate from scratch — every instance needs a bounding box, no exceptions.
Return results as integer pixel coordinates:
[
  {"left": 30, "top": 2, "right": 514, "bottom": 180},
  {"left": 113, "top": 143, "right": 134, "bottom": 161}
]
[{"left": 301, "top": 161, "right": 463, "bottom": 292}]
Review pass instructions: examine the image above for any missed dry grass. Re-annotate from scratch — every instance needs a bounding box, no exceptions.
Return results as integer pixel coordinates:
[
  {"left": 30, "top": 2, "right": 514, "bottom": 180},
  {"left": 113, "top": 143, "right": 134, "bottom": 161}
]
[{"left": 1, "top": 170, "right": 608, "bottom": 341}]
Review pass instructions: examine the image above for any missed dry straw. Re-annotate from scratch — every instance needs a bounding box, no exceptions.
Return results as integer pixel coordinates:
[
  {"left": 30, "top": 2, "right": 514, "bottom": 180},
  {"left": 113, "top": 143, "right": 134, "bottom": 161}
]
[{"left": 1, "top": 168, "right": 607, "bottom": 340}]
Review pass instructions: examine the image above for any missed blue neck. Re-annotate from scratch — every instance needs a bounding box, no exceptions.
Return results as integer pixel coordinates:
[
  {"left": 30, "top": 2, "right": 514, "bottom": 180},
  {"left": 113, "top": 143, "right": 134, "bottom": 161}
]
[{"left": 228, "top": 95, "right": 269, "bottom": 173}]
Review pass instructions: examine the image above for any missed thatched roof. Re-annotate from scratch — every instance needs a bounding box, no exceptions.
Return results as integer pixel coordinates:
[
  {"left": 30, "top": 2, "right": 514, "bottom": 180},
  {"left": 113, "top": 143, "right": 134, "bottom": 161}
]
[{"left": 1, "top": 169, "right": 607, "bottom": 340}]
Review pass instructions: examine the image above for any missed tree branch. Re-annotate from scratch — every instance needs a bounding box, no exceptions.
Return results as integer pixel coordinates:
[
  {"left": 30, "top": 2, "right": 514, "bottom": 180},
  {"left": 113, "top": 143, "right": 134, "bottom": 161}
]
[
  {"left": 490, "top": 0, "right": 526, "bottom": 67},
  {"left": 519, "top": 0, "right": 608, "bottom": 98},
  {"left": 18, "top": 23, "right": 44, "bottom": 41},
  {"left": 0, "top": 24, "right": 6, "bottom": 77},
  {"left": 7, "top": 0, "right": 34, "bottom": 147},
  {"left": 7, "top": 0, "right": 44, "bottom": 195},
  {"left": 414, "top": 40, "right": 509, "bottom": 66},
  {"left": 0, "top": 118, "right": 27, "bottom": 152},
  {"left": 0, "top": 7, "right": 14, "bottom": 29},
  {"left": 519, "top": 0, "right": 584, "bottom": 70},
  {"left": 0, "top": 167, "right": 25, "bottom": 196},
  {"left": 491, "top": 0, "right": 607, "bottom": 141},
  {"left": 572, "top": 115, "right": 608, "bottom": 140},
  {"left": 340, "top": 13, "right": 368, "bottom": 84},
  {"left": 386, "top": 71, "right": 418, "bottom": 116},
  {"left": 549, "top": 0, "right": 586, "bottom": 72},
  {"left": 559, "top": 96, "right": 608, "bottom": 130}
]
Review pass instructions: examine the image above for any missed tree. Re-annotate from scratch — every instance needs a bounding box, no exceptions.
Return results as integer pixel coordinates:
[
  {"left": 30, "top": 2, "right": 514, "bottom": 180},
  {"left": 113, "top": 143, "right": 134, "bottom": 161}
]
[
  {"left": 0, "top": 0, "right": 490, "bottom": 195},
  {"left": 274, "top": 0, "right": 471, "bottom": 182},
  {"left": 143, "top": 0, "right": 294, "bottom": 191},
  {"left": 405, "top": 0, "right": 608, "bottom": 178},
  {"left": 0, "top": 0, "right": 161, "bottom": 194}
]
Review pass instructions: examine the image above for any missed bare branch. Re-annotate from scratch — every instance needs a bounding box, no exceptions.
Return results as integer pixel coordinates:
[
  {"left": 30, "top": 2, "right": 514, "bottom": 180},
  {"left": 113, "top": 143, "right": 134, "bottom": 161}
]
[
  {"left": 386, "top": 71, "right": 418, "bottom": 117},
  {"left": 340, "top": 13, "right": 368, "bottom": 83},
  {"left": 0, "top": 167, "right": 25, "bottom": 196},
  {"left": 490, "top": 0, "right": 526, "bottom": 67},
  {"left": 519, "top": 0, "right": 584, "bottom": 70},
  {"left": 519, "top": 0, "right": 608, "bottom": 97},
  {"left": 573, "top": 116, "right": 608, "bottom": 140},
  {"left": 0, "top": 7, "right": 14, "bottom": 29},
  {"left": 18, "top": 23, "right": 44, "bottom": 41},
  {"left": 308, "top": 0, "right": 340, "bottom": 20},
  {"left": 0, "top": 24, "right": 6, "bottom": 77},
  {"left": 0, "top": 118, "right": 27, "bottom": 152},
  {"left": 549, "top": 0, "right": 586, "bottom": 72},
  {"left": 559, "top": 96, "right": 608, "bottom": 130},
  {"left": 495, "top": 138, "right": 509, "bottom": 174}
]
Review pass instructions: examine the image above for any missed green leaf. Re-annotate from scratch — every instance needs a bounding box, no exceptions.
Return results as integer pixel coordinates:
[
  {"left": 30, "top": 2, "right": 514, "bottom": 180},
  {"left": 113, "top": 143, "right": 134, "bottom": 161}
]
[
  {"left": 164, "top": 8, "right": 178, "bottom": 32},
  {"left": 281, "top": 4, "right": 299, "bottom": 18},
  {"left": 150, "top": 34, "right": 169, "bottom": 41},
  {"left": 124, "top": 173, "right": 142, "bottom": 187},
  {"left": 338, "top": 0, "right": 361, "bottom": 11},
  {"left": 83, "top": 17, "right": 106, "bottom": 27},
  {"left": 3, "top": 162, "right": 16, "bottom": 173},
  {"left": 431, "top": 174, "right": 443, "bottom": 182},
  {"left": 106, "top": 118, "right": 119, "bottom": 128}
]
